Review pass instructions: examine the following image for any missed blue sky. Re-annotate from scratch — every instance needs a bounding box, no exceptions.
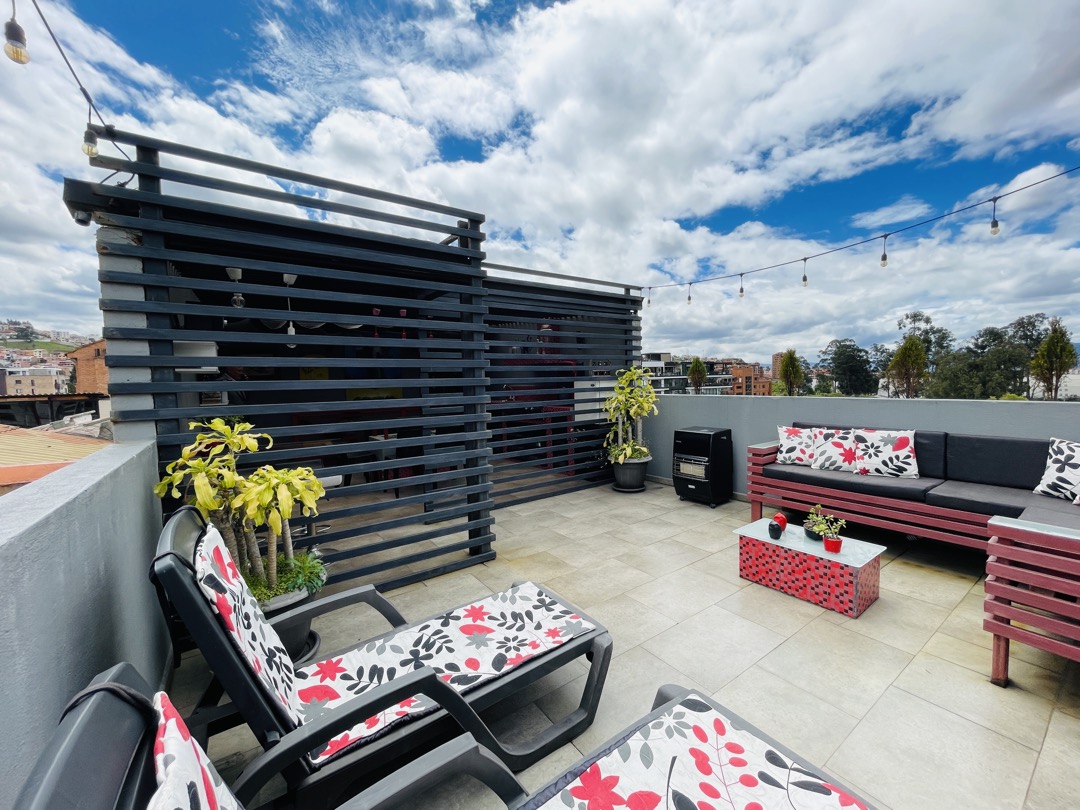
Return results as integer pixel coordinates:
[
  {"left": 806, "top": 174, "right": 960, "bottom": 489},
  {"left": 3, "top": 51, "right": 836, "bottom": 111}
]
[{"left": 2, "top": 0, "right": 1078, "bottom": 362}]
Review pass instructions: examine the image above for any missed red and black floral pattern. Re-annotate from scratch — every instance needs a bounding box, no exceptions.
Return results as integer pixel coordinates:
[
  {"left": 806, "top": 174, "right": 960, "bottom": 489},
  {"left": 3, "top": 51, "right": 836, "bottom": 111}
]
[
  {"left": 853, "top": 429, "right": 919, "bottom": 478},
  {"left": 294, "top": 581, "right": 595, "bottom": 764},
  {"left": 539, "top": 695, "right": 869, "bottom": 810},
  {"left": 193, "top": 526, "right": 595, "bottom": 768},
  {"left": 776, "top": 426, "right": 821, "bottom": 467},
  {"left": 810, "top": 429, "right": 859, "bottom": 473},
  {"left": 149, "top": 692, "right": 241, "bottom": 810}
]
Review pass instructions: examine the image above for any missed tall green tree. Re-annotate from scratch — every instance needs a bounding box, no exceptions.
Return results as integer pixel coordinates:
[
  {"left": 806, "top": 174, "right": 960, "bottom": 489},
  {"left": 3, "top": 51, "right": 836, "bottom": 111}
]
[
  {"left": 778, "top": 348, "right": 803, "bottom": 397},
  {"left": 818, "top": 338, "right": 876, "bottom": 396},
  {"left": 687, "top": 356, "right": 707, "bottom": 394},
  {"left": 897, "top": 311, "right": 953, "bottom": 378},
  {"left": 14, "top": 324, "right": 35, "bottom": 342},
  {"left": 888, "top": 335, "right": 928, "bottom": 399},
  {"left": 1031, "top": 318, "right": 1078, "bottom": 401},
  {"left": 796, "top": 355, "right": 815, "bottom": 395},
  {"left": 1008, "top": 313, "right": 1050, "bottom": 398}
]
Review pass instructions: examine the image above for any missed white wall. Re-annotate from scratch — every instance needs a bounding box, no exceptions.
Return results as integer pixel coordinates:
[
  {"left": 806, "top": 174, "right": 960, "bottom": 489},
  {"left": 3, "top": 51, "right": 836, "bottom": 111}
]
[
  {"left": 645, "top": 395, "right": 1080, "bottom": 496},
  {"left": 0, "top": 440, "right": 167, "bottom": 807}
]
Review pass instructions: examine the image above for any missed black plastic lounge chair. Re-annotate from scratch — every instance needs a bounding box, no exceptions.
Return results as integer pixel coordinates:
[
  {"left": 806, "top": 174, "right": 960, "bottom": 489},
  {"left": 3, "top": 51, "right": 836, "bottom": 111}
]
[
  {"left": 354, "top": 684, "right": 877, "bottom": 810},
  {"left": 16, "top": 662, "right": 513, "bottom": 809},
  {"left": 149, "top": 506, "right": 613, "bottom": 808}
]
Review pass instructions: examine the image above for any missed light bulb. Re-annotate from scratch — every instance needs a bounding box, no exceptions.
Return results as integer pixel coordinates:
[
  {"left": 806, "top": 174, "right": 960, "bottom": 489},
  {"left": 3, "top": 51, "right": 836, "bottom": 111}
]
[
  {"left": 880, "top": 234, "right": 889, "bottom": 267},
  {"left": 990, "top": 219, "right": 1000, "bottom": 235},
  {"left": 687, "top": 286, "right": 692, "bottom": 305},
  {"left": 738, "top": 275, "right": 744, "bottom": 298},
  {"left": 802, "top": 272, "right": 808, "bottom": 287},
  {"left": 81, "top": 128, "right": 98, "bottom": 157},
  {"left": 880, "top": 251, "right": 888, "bottom": 267},
  {"left": 4, "top": 18, "right": 29, "bottom": 64},
  {"left": 231, "top": 292, "right": 245, "bottom": 308},
  {"left": 286, "top": 322, "right": 297, "bottom": 349}
]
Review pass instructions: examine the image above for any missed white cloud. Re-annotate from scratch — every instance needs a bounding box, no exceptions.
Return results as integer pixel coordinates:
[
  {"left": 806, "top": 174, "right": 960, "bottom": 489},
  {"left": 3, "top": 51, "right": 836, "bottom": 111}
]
[
  {"left": 851, "top": 195, "right": 935, "bottom": 230},
  {"left": 1, "top": 0, "right": 1079, "bottom": 356}
]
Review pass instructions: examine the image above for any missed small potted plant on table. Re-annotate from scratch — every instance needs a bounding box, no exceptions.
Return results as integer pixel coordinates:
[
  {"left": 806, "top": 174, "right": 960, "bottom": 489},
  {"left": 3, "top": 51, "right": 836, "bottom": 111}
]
[
  {"left": 603, "top": 366, "right": 659, "bottom": 492},
  {"left": 803, "top": 504, "right": 846, "bottom": 552}
]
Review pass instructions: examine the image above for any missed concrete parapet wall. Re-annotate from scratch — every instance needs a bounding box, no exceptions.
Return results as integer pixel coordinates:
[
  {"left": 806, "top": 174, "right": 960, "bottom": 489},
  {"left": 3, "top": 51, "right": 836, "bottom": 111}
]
[{"left": 0, "top": 440, "right": 166, "bottom": 807}]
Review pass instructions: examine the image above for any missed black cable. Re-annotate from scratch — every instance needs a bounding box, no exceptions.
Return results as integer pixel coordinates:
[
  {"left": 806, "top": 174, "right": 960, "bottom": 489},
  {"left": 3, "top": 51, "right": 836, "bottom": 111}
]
[
  {"left": 28, "top": 0, "right": 133, "bottom": 162},
  {"left": 650, "top": 163, "right": 1080, "bottom": 290}
]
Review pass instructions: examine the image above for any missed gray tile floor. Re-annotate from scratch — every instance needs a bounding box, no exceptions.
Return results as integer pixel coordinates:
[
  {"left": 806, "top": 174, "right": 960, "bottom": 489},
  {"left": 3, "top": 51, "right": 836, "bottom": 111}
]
[{"left": 176, "top": 483, "right": 1080, "bottom": 810}]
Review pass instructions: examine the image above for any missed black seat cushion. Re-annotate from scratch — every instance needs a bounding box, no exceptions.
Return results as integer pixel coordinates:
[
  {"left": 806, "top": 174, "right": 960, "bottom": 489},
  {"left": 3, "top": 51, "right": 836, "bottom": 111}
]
[
  {"left": 946, "top": 434, "right": 1050, "bottom": 490},
  {"left": 762, "top": 463, "right": 943, "bottom": 501},
  {"left": 923, "top": 481, "right": 1065, "bottom": 518},
  {"left": 792, "top": 421, "right": 946, "bottom": 479}
]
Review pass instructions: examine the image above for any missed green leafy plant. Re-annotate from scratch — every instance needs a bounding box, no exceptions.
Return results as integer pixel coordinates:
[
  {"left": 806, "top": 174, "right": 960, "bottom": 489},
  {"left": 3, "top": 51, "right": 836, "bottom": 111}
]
[
  {"left": 803, "top": 504, "right": 846, "bottom": 539},
  {"left": 155, "top": 419, "right": 326, "bottom": 599},
  {"left": 603, "top": 366, "right": 659, "bottom": 463}
]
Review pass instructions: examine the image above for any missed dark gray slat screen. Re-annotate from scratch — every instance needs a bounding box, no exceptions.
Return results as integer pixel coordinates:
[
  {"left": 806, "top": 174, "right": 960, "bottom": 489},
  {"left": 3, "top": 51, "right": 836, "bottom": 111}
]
[
  {"left": 65, "top": 128, "right": 495, "bottom": 591},
  {"left": 483, "top": 276, "right": 643, "bottom": 508}
]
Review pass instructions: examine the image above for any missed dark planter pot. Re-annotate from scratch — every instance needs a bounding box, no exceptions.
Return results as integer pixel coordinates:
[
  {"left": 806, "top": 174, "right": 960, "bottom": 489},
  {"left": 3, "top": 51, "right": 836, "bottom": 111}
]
[
  {"left": 804, "top": 526, "right": 824, "bottom": 542},
  {"left": 612, "top": 456, "right": 651, "bottom": 492},
  {"left": 261, "top": 588, "right": 321, "bottom": 663}
]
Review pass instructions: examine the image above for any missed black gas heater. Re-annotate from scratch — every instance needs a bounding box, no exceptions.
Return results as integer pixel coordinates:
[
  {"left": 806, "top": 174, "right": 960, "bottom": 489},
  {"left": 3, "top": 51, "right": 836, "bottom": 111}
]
[{"left": 672, "top": 426, "right": 733, "bottom": 507}]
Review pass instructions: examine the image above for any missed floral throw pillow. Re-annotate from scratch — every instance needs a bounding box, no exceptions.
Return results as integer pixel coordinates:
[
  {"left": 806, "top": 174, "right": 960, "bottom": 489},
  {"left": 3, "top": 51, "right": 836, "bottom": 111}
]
[
  {"left": 148, "top": 692, "right": 241, "bottom": 810},
  {"left": 810, "top": 428, "right": 859, "bottom": 473},
  {"left": 1034, "top": 437, "right": 1080, "bottom": 501},
  {"left": 854, "top": 429, "right": 919, "bottom": 478},
  {"left": 776, "top": 425, "right": 820, "bottom": 466}
]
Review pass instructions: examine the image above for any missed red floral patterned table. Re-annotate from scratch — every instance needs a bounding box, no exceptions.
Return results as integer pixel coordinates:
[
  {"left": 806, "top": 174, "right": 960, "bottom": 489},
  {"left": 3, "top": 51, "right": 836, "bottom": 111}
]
[{"left": 735, "top": 519, "right": 886, "bottom": 618}]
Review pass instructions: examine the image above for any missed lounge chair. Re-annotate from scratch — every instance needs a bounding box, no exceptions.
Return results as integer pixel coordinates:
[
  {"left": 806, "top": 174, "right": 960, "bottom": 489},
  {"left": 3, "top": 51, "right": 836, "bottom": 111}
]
[
  {"left": 149, "top": 506, "right": 613, "bottom": 808},
  {"left": 16, "top": 662, "right": 488, "bottom": 809},
  {"left": 356, "top": 685, "right": 877, "bottom": 809}
]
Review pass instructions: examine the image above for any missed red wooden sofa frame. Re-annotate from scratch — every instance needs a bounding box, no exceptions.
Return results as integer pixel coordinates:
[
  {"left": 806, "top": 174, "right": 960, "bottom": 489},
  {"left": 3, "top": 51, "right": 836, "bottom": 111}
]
[
  {"left": 984, "top": 516, "right": 1080, "bottom": 687},
  {"left": 747, "top": 442, "right": 992, "bottom": 551}
]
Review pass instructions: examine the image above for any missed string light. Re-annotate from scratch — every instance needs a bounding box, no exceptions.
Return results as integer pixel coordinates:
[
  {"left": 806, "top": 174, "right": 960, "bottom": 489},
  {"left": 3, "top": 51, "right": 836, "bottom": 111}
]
[
  {"left": 990, "top": 196, "right": 1000, "bottom": 235},
  {"left": 687, "top": 283, "right": 692, "bottom": 305},
  {"left": 638, "top": 165, "right": 1078, "bottom": 301},
  {"left": 879, "top": 234, "right": 889, "bottom": 268},
  {"left": 646, "top": 287, "right": 651, "bottom": 307},
  {"left": 225, "top": 266, "right": 244, "bottom": 307},
  {"left": 738, "top": 274, "right": 744, "bottom": 298},
  {"left": 4, "top": 1, "right": 28, "bottom": 64},
  {"left": 801, "top": 258, "right": 808, "bottom": 288}
]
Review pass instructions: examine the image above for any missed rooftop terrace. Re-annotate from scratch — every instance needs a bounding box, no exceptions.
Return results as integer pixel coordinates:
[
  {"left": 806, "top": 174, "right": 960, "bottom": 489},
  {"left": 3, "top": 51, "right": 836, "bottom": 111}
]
[{"left": 167, "top": 484, "right": 1079, "bottom": 810}]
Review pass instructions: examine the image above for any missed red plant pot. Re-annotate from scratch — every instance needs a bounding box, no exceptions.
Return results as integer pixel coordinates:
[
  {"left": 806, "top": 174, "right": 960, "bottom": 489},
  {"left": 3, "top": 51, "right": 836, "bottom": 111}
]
[{"left": 823, "top": 536, "right": 843, "bottom": 553}]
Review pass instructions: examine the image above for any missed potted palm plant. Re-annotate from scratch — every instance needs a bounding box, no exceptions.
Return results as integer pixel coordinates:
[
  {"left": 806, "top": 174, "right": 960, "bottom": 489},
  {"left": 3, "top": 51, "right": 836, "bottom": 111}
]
[{"left": 604, "top": 365, "right": 659, "bottom": 492}]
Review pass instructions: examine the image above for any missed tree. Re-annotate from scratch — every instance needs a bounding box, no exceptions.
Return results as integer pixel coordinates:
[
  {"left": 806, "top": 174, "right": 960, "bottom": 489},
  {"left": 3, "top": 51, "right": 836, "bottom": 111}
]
[
  {"left": 1031, "top": 318, "right": 1078, "bottom": 401},
  {"left": 778, "top": 348, "right": 803, "bottom": 397},
  {"left": 869, "top": 343, "right": 894, "bottom": 397},
  {"left": 1008, "top": 313, "right": 1050, "bottom": 398},
  {"left": 888, "top": 335, "right": 928, "bottom": 398},
  {"left": 687, "top": 356, "right": 707, "bottom": 394},
  {"left": 897, "top": 311, "right": 953, "bottom": 378},
  {"left": 814, "top": 374, "right": 835, "bottom": 395},
  {"left": 14, "top": 324, "right": 35, "bottom": 342},
  {"left": 796, "top": 355, "right": 815, "bottom": 395},
  {"left": 818, "top": 338, "right": 876, "bottom": 396}
]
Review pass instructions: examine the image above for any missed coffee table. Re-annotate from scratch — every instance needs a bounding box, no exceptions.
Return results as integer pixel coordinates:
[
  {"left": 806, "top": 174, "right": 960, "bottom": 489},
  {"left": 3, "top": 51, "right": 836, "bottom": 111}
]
[{"left": 734, "top": 518, "right": 886, "bottom": 617}]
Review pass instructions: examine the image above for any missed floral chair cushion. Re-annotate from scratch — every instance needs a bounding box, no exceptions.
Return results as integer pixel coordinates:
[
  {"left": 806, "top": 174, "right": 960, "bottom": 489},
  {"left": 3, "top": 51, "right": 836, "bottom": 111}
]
[
  {"left": 1034, "top": 437, "right": 1080, "bottom": 500},
  {"left": 194, "top": 524, "right": 302, "bottom": 725},
  {"left": 810, "top": 429, "right": 860, "bottom": 473},
  {"left": 149, "top": 692, "right": 241, "bottom": 810},
  {"left": 293, "top": 581, "right": 595, "bottom": 765},
  {"left": 776, "top": 426, "right": 821, "bottom": 466},
  {"left": 854, "top": 428, "right": 919, "bottom": 478},
  {"left": 537, "top": 693, "right": 868, "bottom": 810}
]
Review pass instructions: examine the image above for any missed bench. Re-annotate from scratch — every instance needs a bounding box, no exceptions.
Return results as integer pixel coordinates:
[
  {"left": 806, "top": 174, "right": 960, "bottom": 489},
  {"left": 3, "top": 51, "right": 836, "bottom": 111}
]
[{"left": 748, "top": 423, "right": 1080, "bottom": 550}]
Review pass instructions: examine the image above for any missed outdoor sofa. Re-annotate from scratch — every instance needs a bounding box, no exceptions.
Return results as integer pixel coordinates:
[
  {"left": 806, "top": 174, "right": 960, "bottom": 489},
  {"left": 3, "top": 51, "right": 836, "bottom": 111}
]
[
  {"left": 748, "top": 423, "right": 1080, "bottom": 687},
  {"left": 17, "top": 662, "right": 876, "bottom": 810},
  {"left": 150, "top": 507, "right": 613, "bottom": 807}
]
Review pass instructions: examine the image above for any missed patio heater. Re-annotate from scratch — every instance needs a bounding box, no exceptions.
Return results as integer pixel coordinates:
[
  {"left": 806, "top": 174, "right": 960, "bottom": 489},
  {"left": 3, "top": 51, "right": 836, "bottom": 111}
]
[{"left": 672, "top": 426, "right": 733, "bottom": 508}]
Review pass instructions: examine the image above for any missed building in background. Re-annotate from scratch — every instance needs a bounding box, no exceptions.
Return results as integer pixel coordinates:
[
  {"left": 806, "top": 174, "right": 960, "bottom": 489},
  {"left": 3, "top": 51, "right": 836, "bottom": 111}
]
[
  {"left": 0, "top": 367, "right": 65, "bottom": 396},
  {"left": 66, "top": 339, "right": 109, "bottom": 394}
]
